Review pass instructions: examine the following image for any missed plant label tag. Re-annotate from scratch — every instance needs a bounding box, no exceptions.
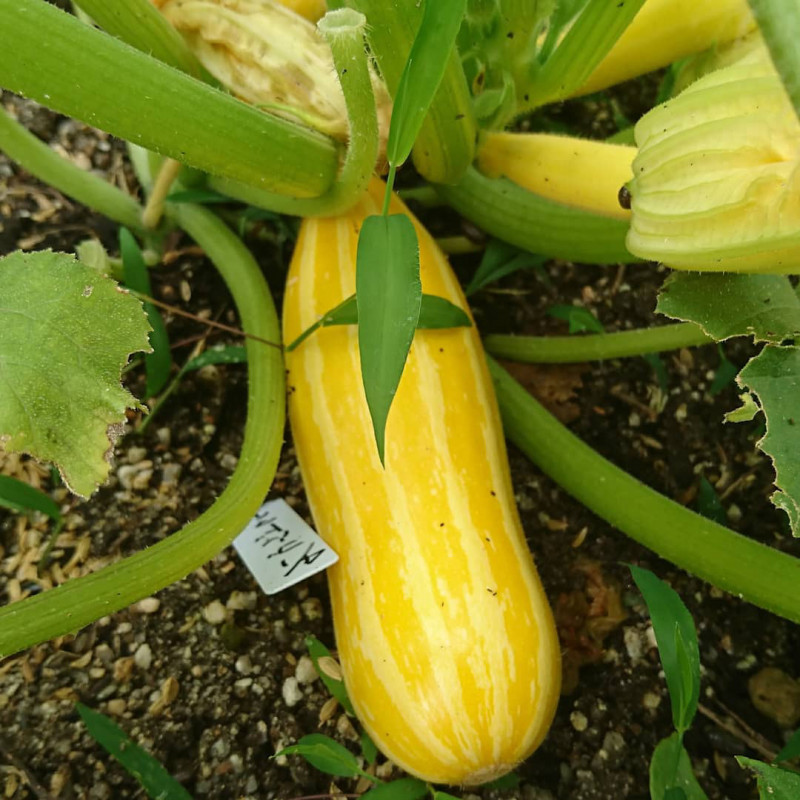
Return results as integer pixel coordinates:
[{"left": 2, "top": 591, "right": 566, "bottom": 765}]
[{"left": 233, "top": 499, "right": 338, "bottom": 595}]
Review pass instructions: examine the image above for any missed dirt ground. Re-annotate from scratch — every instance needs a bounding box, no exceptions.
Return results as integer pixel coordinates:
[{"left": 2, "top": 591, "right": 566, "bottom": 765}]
[{"left": 2, "top": 82, "right": 800, "bottom": 800}]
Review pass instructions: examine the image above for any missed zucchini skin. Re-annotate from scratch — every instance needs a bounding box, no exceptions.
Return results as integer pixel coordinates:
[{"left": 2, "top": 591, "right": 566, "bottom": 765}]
[{"left": 283, "top": 181, "right": 560, "bottom": 785}]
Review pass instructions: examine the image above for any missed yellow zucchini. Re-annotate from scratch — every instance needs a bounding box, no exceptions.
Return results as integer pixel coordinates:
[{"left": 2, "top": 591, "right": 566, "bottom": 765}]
[{"left": 282, "top": 180, "right": 560, "bottom": 785}]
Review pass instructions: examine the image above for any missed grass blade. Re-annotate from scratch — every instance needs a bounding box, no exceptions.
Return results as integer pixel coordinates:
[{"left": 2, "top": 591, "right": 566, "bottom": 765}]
[
  {"left": 0, "top": 475, "right": 61, "bottom": 534},
  {"left": 356, "top": 214, "right": 421, "bottom": 464},
  {"left": 77, "top": 703, "right": 193, "bottom": 800},
  {"left": 386, "top": 0, "right": 467, "bottom": 168},
  {"left": 120, "top": 228, "right": 171, "bottom": 398},
  {"left": 630, "top": 565, "right": 700, "bottom": 734}
]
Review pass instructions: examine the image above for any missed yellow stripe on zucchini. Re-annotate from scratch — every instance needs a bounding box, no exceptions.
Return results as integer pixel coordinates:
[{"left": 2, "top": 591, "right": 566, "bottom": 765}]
[{"left": 283, "top": 180, "right": 561, "bottom": 785}]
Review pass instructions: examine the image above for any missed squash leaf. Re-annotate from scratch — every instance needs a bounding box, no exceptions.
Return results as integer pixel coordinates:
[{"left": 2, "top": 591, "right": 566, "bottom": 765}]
[
  {"left": 356, "top": 214, "right": 421, "bottom": 465},
  {"left": 737, "top": 756, "right": 800, "bottom": 799},
  {"left": 0, "top": 250, "right": 150, "bottom": 497},
  {"left": 738, "top": 346, "right": 800, "bottom": 536},
  {"left": 656, "top": 273, "right": 800, "bottom": 344}
]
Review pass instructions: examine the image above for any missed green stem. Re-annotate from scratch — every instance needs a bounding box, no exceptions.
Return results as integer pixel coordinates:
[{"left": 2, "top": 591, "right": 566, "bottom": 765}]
[
  {"left": 747, "top": 0, "right": 800, "bottom": 117},
  {"left": 489, "top": 357, "right": 800, "bottom": 624},
  {"left": 436, "top": 167, "right": 635, "bottom": 264},
  {"left": 73, "top": 0, "right": 202, "bottom": 77},
  {"left": 522, "top": 0, "right": 646, "bottom": 110},
  {"left": 0, "top": 108, "right": 144, "bottom": 232},
  {"left": 397, "top": 185, "right": 442, "bottom": 207},
  {"left": 208, "top": 9, "right": 377, "bottom": 218},
  {"left": 348, "top": 0, "right": 476, "bottom": 184},
  {"left": 0, "top": 205, "right": 285, "bottom": 658},
  {"left": 436, "top": 236, "right": 483, "bottom": 255},
  {"left": 0, "top": 0, "right": 338, "bottom": 198},
  {"left": 485, "top": 322, "right": 711, "bottom": 363}
]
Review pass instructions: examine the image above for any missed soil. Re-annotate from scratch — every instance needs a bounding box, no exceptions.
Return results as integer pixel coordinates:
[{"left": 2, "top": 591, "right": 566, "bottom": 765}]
[{"left": 2, "top": 78, "right": 800, "bottom": 800}]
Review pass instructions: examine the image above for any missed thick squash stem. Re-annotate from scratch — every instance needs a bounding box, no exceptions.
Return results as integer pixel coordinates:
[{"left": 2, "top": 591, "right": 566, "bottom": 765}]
[
  {"left": 489, "top": 358, "right": 800, "bottom": 625},
  {"left": 477, "top": 132, "right": 636, "bottom": 221},
  {"left": 573, "top": 0, "right": 756, "bottom": 97},
  {"left": 436, "top": 167, "right": 634, "bottom": 265},
  {"left": 627, "top": 38, "right": 800, "bottom": 272},
  {"left": 208, "top": 8, "right": 380, "bottom": 217}
]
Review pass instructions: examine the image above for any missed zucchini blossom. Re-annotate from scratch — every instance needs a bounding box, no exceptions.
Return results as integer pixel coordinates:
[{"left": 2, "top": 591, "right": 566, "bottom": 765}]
[{"left": 627, "top": 37, "right": 800, "bottom": 273}]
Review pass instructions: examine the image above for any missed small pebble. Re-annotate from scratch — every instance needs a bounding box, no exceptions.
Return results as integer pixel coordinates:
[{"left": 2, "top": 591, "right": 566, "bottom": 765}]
[
  {"left": 137, "top": 597, "right": 160, "bottom": 614},
  {"left": 127, "top": 446, "right": 147, "bottom": 464},
  {"left": 301, "top": 597, "right": 323, "bottom": 621},
  {"left": 295, "top": 655, "right": 318, "bottom": 685},
  {"left": 642, "top": 691, "right": 661, "bottom": 710},
  {"left": 134, "top": 643, "right": 153, "bottom": 671},
  {"left": 203, "top": 600, "right": 227, "bottom": 625},
  {"left": 282, "top": 676, "right": 303, "bottom": 707},
  {"left": 235, "top": 656, "right": 253, "bottom": 675},
  {"left": 106, "top": 699, "right": 126, "bottom": 716},
  {"left": 570, "top": 711, "right": 588, "bottom": 732},
  {"left": 227, "top": 591, "right": 257, "bottom": 611}
]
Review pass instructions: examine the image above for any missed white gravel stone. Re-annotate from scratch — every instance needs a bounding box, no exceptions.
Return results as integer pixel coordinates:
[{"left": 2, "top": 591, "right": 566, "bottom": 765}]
[{"left": 282, "top": 676, "right": 303, "bottom": 707}]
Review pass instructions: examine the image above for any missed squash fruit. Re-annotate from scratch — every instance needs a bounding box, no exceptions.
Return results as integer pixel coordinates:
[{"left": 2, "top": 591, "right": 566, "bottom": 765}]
[{"left": 282, "top": 180, "right": 561, "bottom": 785}]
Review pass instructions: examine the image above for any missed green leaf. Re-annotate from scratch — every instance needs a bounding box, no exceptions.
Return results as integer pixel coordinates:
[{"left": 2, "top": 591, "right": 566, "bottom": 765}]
[
  {"left": 305, "top": 635, "right": 355, "bottom": 716},
  {"left": 657, "top": 274, "right": 800, "bottom": 344},
  {"left": 277, "top": 734, "right": 365, "bottom": 779},
  {"left": 482, "top": 771, "right": 521, "bottom": 790},
  {"left": 0, "top": 475, "right": 62, "bottom": 535},
  {"left": 737, "top": 756, "right": 800, "bottom": 799},
  {"left": 76, "top": 703, "right": 193, "bottom": 800},
  {"left": 386, "top": 0, "right": 467, "bottom": 168},
  {"left": 359, "top": 728, "right": 378, "bottom": 766},
  {"left": 362, "top": 778, "right": 428, "bottom": 800},
  {"left": 650, "top": 733, "right": 709, "bottom": 800},
  {"left": 286, "top": 293, "right": 470, "bottom": 353},
  {"left": 166, "top": 190, "right": 232, "bottom": 205},
  {"left": 696, "top": 477, "right": 726, "bottom": 526},
  {"left": 738, "top": 345, "right": 800, "bottom": 536},
  {"left": 775, "top": 726, "right": 800, "bottom": 763},
  {"left": 356, "top": 214, "right": 422, "bottom": 464},
  {"left": 465, "top": 239, "right": 547, "bottom": 296},
  {"left": 709, "top": 347, "right": 738, "bottom": 397},
  {"left": 643, "top": 352, "right": 669, "bottom": 392},
  {"left": 120, "top": 229, "right": 171, "bottom": 398},
  {"left": 432, "top": 792, "right": 462, "bottom": 800},
  {"left": 184, "top": 346, "right": 247, "bottom": 373},
  {"left": 724, "top": 392, "right": 760, "bottom": 424},
  {"left": 0, "top": 250, "right": 150, "bottom": 497},
  {"left": 629, "top": 566, "right": 700, "bottom": 733},
  {"left": 548, "top": 304, "right": 604, "bottom": 334}
]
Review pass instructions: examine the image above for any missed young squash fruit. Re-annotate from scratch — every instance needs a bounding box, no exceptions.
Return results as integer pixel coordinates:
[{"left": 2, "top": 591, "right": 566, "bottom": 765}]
[{"left": 282, "top": 180, "right": 561, "bottom": 785}]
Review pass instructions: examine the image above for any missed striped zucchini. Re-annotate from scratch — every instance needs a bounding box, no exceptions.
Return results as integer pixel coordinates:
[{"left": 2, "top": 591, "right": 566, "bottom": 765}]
[{"left": 282, "top": 181, "right": 561, "bottom": 785}]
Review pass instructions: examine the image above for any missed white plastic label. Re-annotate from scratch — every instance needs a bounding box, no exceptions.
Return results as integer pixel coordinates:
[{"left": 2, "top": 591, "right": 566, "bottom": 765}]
[{"left": 233, "top": 498, "right": 338, "bottom": 595}]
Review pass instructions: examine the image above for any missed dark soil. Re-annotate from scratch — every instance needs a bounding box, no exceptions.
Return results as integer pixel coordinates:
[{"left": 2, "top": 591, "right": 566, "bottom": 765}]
[{"left": 2, "top": 87, "right": 800, "bottom": 800}]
